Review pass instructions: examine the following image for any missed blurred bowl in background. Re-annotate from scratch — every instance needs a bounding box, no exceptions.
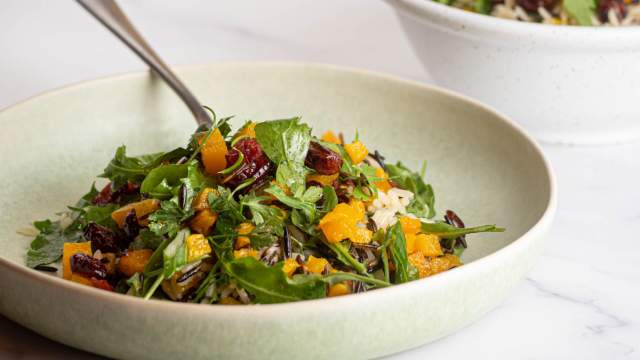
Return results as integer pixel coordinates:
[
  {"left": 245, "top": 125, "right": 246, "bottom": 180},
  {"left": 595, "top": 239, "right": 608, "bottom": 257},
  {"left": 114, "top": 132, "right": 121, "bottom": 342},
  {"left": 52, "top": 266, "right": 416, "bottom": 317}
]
[{"left": 387, "top": 0, "right": 640, "bottom": 144}]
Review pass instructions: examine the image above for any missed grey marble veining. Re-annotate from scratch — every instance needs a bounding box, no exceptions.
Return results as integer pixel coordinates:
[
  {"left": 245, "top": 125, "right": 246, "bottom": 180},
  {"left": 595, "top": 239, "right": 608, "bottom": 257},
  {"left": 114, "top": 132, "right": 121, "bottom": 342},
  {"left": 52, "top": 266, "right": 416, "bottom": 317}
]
[{"left": 1, "top": 0, "right": 639, "bottom": 359}]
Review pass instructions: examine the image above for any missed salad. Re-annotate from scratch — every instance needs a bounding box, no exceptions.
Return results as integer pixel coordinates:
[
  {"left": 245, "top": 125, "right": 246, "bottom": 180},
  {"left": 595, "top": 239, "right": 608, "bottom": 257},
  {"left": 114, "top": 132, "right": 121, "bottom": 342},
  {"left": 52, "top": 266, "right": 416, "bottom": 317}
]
[
  {"left": 25, "top": 113, "right": 503, "bottom": 304},
  {"left": 443, "top": 0, "right": 640, "bottom": 25}
]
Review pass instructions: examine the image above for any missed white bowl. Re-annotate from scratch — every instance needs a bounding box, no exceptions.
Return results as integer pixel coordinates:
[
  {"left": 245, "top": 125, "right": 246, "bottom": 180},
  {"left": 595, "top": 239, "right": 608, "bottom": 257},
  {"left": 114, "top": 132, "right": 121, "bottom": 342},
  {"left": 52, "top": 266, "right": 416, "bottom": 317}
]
[
  {"left": 387, "top": 0, "right": 640, "bottom": 144},
  {"left": 0, "top": 63, "right": 556, "bottom": 359}
]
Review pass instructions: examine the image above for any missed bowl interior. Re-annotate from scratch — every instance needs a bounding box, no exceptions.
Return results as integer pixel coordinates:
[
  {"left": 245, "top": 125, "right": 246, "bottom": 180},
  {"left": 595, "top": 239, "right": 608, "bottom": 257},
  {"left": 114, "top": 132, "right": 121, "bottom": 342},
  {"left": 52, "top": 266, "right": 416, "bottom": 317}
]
[{"left": 0, "top": 63, "right": 549, "bottom": 267}]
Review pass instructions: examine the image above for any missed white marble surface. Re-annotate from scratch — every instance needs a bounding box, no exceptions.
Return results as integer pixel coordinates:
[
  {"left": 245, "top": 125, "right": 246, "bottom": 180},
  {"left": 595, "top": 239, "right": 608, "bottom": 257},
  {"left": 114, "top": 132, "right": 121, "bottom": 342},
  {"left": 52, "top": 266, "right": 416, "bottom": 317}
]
[{"left": 1, "top": 1, "right": 639, "bottom": 359}]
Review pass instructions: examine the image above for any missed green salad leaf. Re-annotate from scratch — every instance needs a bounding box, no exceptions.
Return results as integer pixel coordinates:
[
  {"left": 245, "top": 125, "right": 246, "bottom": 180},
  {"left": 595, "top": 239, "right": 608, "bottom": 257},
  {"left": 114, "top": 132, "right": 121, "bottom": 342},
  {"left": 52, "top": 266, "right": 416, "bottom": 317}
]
[
  {"left": 386, "top": 222, "right": 418, "bottom": 283},
  {"left": 421, "top": 222, "right": 505, "bottom": 239},
  {"left": 26, "top": 185, "right": 116, "bottom": 268},
  {"left": 101, "top": 146, "right": 189, "bottom": 188},
  {"left": 564, "top": 0, "right": 596, "bottom": 25},
  {"left": 222, "top": 256, "right": 326, "bottom": 304},
  {"left": 255, "top": 118, "right": 311, "bottom": 192},
  {"left": 148, "top": 199, "right": 190, "bottom": 238},
  {"left": 163, "top": 228, "right": 190, "bottom": 278},
  {"left": 140, "top": 163, "right": 188, "bottom": 199}
]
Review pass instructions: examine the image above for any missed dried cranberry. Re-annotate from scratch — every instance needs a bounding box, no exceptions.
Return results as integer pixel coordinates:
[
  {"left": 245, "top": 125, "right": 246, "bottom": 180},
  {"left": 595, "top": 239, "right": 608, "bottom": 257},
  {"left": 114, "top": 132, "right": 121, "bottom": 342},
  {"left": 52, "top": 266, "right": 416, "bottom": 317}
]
[
  {"left": 305, "top": 142, "right": 342, "bottom": 175},
  {"left": 92, "top": 182, "right": 140, "bottom": 205},
  {"left": 224, "top": 138, "right": 275, "bottom": 190},
  {"left": 92, "top": 183, "right": 115, "bottom": 205},
  {"left": 70, "top": 253, "right": 107, "bottom": 280},
  {"left": 123, "top": 210, "right": 140, "bottom": 242},
  {"left": 598, "top": 0, "right": 626, "bottom": 21},
  {"left": 516, "top": 0, "right": 557, "bottom": 11},
  {"left": 84, "top": 222, "right": 120, "bottom": 253}
]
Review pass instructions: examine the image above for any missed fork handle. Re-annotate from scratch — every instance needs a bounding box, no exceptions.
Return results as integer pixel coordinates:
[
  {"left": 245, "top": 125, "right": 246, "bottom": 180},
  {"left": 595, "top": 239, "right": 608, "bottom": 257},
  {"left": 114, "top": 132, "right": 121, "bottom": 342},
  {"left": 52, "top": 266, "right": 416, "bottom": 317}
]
[{"left": 76, "top": 0, "right": 212, "bottom": 128}]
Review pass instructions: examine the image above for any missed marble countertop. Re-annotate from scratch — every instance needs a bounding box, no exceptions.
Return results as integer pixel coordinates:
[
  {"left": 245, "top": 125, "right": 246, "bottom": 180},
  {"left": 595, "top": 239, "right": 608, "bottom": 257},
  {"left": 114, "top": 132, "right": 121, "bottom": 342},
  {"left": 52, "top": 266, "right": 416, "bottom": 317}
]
[{"left": 1, "top": 1, "right": 638, "bottom": 359}]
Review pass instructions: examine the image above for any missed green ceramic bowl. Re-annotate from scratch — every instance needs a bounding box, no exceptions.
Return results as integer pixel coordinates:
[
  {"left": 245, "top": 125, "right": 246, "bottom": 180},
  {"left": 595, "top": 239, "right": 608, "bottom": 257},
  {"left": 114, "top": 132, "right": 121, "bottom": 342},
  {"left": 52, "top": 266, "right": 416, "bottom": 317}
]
[{"left": 0, "top": 63, "right": 555, "bottom": 359}]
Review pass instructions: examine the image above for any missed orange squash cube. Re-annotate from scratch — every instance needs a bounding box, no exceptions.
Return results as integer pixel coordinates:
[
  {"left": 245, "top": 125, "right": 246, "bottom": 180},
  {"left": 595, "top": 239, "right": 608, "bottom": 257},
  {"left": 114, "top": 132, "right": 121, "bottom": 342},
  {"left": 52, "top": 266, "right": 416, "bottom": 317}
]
[
  {"left": 321, "top": 130, "right": 341, "bottom": 144},
  {"left": 190, "top": 209, "right": 218, "bottom": 235},
  {"left": 199, "top": 128, "right": 228, "bottom": 175},
  {"left": 306, "top": 172, "right": 339, "bottom": 186},
  {"left": 192, "top": 187, "right": 217, "bottom": 211},
  {"left": 328, "top": 282, "right": 350, "bottom": 297},
  {"left": 306, "top": 255, "right": 329, "bottom": 274},
  {"left": 415, "top": 234, "right": 443, "bottom": 257},
  {"left": 399, "top": 216, "right": 421, "bottom": 236},
  {"left": 118, "top": 249, "right": 153, "bottom": 277},
  {"left": 344, "top": 140, "right": 368, "bottom": 164},
  {"left": 111, "top": 199, "right": 160, "bottom": 228},
  {"left": 282, "top": 258, "right": 300, "bottom": 278}
]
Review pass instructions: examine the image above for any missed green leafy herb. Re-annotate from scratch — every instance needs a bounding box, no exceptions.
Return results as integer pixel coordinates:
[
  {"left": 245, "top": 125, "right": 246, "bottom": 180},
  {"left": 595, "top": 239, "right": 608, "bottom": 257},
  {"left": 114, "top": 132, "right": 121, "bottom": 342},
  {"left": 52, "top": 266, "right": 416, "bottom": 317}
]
[
  {"left": 421, "top": 222, "right": 505, "bottom": 239},
  {"left": 386, "top": 222, "right": 418, "bottom": 283},
  {"left": 26, "top": 185, "right": 115, "bottom": 268},
  {"left": 163, "top": 228, "right": 190, "bottom": 278},
  {"left": 564, "top": 0, "right": 596, "bottom": 25},
  {"left": 222, "top": 256, "right": 326, "bottom": 304},
  {"left": 255, "top": 118, "right": 311, "bottom": 192},
  {"left": 320, "top": 185, "right": 338, "bottom": 214},
  {"left": 101, "top": 146, "right": 188, "bottom": 188},
  {"left": 240, "top": 193, "right": 286, "bottom": 247},
  {"left": 264, "top": 183, "right": 318, "bottom": 221},
  {"left": 140, "top": 164, "right": 188, "bottom": 199},
  {"left": 148, "top": 199, "right": 191, "bottom": 238},
  {"left": 324, "top": 241, "right": 369, "bottom": 276}
]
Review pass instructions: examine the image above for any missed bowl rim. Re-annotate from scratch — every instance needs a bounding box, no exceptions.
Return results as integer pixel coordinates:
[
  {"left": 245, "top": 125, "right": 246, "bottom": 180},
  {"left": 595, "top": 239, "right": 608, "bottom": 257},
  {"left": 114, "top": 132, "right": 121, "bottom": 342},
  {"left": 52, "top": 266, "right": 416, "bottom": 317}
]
[
  {"left": 387, "top": 0, "right": 640, "bottom": 42},
  {"left": 0, "top": 61, "right": 557, "bottom": 314}
]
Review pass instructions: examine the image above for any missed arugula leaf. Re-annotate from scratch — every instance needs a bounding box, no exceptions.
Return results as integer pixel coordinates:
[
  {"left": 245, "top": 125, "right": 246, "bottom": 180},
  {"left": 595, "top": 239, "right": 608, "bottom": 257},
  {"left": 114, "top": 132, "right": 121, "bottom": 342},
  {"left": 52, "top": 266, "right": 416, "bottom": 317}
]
[
  {"left": 255, "top": 118, "right": 311, "bottom": 192},
  {"left": 322, "top": 272, "right": 390, "bottom": 288},
  {"left": 101, "top": 146, "right": 189, "bottom": 188},
  {"left": 140, "top": 164, "right": 188, "bottom": 199},
  {"left": 386, "top": 222, "right": 418, "bottom": 283},
  {"left": 421, "top": 222, "right": 505, "bottom": 239},
  {"left": 564, "top": 0, "right": 595, "bottom": 25},
  {"left": 386, "top": 162, "right": 436, "bottom": 219},
  {"left": 324, "top": 241, "right": 369, "bottom": 276},
  {"left": 222, "top": 256, "right": 326, "bottom": 304}
]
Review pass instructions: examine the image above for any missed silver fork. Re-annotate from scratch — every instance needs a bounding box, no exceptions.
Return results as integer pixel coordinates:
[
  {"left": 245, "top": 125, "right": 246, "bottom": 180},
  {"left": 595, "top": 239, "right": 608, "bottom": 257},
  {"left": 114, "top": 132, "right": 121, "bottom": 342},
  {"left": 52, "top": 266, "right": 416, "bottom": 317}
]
[{"left": 76, "top": 0, "right": 212, "bottom": 129}]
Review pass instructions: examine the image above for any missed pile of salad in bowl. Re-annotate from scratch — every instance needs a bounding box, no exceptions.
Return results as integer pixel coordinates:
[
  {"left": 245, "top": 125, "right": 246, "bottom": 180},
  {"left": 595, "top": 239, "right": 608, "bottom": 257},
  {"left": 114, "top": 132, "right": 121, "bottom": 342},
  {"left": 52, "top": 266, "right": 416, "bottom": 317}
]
[
  {"left": 443, "top": 0, "right": 639, "bottom": 25},
  {"left": 25, "top": 113, "right": 503, "bottom": 304}
]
